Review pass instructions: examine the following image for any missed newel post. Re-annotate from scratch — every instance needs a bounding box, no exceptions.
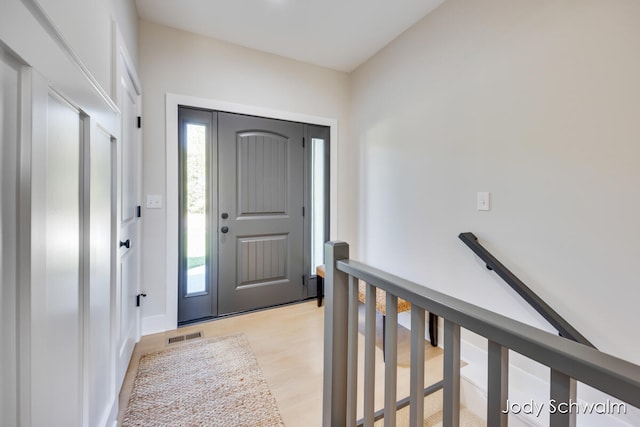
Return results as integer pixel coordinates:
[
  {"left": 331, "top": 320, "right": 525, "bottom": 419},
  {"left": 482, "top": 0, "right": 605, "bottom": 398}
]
[{"left": 322, "top": 241, "right": 350, "bottom": 427}]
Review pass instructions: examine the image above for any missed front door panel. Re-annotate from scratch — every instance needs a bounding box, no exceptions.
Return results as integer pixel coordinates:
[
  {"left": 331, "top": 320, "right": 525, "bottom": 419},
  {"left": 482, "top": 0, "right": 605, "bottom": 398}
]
[{"left": 218, "top": 113, "right": 304, "bottom": 315}]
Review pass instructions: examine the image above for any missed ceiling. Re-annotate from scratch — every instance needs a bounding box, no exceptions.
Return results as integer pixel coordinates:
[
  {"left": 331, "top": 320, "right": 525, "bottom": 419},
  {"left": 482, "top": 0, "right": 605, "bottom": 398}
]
[{"left": 134, "top": 0, "right": 445, "bottom": 72}]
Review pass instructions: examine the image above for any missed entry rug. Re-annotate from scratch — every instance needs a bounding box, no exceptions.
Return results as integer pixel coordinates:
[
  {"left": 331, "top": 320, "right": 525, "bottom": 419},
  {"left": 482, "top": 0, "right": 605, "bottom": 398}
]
[{"left": 122, "top": 333, "right": 285, "bottom": 427}]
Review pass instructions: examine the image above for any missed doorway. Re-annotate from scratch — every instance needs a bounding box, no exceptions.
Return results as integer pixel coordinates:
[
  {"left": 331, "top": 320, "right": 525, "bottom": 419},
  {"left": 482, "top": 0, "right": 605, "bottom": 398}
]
[
  {"left": 116, "top": 50, "right": 142, "bottom": 390},
  {"left": 178, "top": 108, "right": 329, "bottom": 324}
]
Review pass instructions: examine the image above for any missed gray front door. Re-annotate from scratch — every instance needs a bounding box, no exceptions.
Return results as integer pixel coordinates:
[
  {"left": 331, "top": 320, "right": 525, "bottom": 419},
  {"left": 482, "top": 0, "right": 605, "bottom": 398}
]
[{"left": 217, "top": 112, "right": 305, "bottom": 315}]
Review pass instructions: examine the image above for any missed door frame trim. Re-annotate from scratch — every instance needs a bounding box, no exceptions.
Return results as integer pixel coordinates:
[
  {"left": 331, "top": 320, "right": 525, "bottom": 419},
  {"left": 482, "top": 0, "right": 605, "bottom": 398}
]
[{"left": 163, "top": 93, "right": 339, "bottom": 331}]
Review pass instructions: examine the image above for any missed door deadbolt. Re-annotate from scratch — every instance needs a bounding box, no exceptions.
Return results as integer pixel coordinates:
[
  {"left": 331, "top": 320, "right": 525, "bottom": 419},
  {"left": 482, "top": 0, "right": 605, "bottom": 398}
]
[
  {"left": 221, "top": 213, "right": 229, "bottom": 219},
  {"left": 221, "top": 226, "right": 229, "bottom": 234}
]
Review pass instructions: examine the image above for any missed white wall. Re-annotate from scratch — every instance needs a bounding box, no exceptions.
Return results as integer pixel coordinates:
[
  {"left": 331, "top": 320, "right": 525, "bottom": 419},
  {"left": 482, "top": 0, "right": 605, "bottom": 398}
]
[
  {"left": 34, "top": 0, "right": 138, "bottom": 94},
  {"left": 350, "top": 0, "right": 640, "bottom": 365},
  {"left": 111, "top": 0, "right": 139, "bottom": 67},
  {"left": 138, "top": 20, "right": 353, "bottom": 332}
]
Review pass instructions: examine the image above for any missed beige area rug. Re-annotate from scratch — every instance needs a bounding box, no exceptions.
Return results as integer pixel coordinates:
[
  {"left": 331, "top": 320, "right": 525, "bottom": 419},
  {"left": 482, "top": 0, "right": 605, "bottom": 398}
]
[{"left": 122, "top": 333, "right": 284, "bottom": 427}]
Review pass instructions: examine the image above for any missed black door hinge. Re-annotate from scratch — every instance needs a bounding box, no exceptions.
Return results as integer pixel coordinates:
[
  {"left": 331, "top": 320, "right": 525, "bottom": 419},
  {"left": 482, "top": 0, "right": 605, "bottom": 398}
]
[
  {"left": 302, "top": 275, "right": 306, "bottom": 286},
  {"left": 136, "top": 205, "right": 141, "bottom": 218},
  {"left": 136, "top": 293, "right": 147, "bottom": 307},
  {"left": 302, "top": 137, "right": 305, "bottom": 148},
  {"left": 302, "top": 206, "right": 305, "bottom": 217},
  {"left": 137, "top": 116, "right": 141, "bottom": 128}
]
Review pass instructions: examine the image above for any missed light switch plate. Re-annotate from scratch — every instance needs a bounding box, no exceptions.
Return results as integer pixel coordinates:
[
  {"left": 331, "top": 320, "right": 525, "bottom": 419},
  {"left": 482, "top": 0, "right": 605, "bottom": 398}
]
[
  {"left": 146, "top": 194, "right": 163, "bottom": 209},
  {"left": 477, "top": 192, "right": 490, "bottom": 211}
]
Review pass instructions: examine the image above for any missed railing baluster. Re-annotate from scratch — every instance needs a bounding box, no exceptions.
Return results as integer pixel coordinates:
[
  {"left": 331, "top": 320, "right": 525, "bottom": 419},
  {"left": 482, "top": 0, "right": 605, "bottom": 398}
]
[
  {"left": 487, "top": 340, "right": 509, "bottom": 427},
  {"left": 322, "top": 242, "right": 350, "bottom": 427},
  {"left": 443, "top": 319, "right": 460, "bottom": 427},
  {"left": 328, "top": 245, "right": 640, "bottom": 427},
  {"left": 363, "top": 283, "right": 377, "bottom": 426},
  {"left": 409, "top": 306, "right": 425, "bottom": 427},
  {"left": 384, "top": 293, "right": 398, "bottom": 427},
  {"left": 550, "top": 370, "right": 576, "bottom": 427},
  {"left": 346, "top": 275, "right": 359, "bottom": 427}
]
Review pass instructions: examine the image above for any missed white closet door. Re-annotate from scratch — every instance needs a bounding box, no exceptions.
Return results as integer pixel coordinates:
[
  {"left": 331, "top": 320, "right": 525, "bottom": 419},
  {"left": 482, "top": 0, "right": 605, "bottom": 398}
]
[
  {"left": 115, "top": 51, "right": 141, "bottom": 390},
  {"left": 30, "top": 81, "right": 82, "bottom": 427}
]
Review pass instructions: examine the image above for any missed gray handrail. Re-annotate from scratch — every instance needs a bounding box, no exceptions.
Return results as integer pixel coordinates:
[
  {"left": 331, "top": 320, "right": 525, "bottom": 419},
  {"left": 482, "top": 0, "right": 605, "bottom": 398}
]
[
  {"left": 337, "top": 258, "right": 640, "bottom": 406},
  {"left": 459, "top": 232, "right": 594, "bottom": 348},
  {"left": 322, "top": 242, "right": 640, "bottom": 427}
]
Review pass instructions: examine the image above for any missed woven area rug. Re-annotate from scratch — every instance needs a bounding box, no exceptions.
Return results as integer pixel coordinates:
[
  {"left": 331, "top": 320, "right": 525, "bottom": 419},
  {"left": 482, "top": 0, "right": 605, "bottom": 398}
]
[{"left": 122, "top": 333, "right": 284, "bottom": 427}]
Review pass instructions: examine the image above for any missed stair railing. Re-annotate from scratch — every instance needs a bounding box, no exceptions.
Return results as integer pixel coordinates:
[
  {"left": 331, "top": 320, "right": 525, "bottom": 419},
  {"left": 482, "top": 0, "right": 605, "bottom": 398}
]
[
  {"left": 322, "top": 241, "right": 640, "bottom": 427},
  {"left": 458, "top": 232, "right": 594, "bottom": 348}
]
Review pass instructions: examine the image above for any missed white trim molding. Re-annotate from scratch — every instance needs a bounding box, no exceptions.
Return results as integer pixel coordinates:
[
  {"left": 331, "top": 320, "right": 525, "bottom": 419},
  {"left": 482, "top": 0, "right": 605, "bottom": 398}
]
[{"left": 21, "top": 0, "right": 119, "bottom": 113}]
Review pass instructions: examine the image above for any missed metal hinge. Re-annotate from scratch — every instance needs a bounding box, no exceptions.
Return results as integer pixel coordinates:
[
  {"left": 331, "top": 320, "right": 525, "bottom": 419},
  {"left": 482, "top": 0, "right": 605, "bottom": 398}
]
[
  {"left": 302, "top": 137, "right": 305, "bottom": 148},
  {"left": 137, "top": 116, "right": 141, "bottom": 128},
  {"left": 136, "top": 205, "right": 141, "bottom": 218},
  {"left": 302, "top": 206, "right": 305, "bottom": 217},
  {"left": 136, "top": 293, "right": 147, "bottom": 307},
  {"left": 302, "top": 275, "right": 306, "bottom": 286}
]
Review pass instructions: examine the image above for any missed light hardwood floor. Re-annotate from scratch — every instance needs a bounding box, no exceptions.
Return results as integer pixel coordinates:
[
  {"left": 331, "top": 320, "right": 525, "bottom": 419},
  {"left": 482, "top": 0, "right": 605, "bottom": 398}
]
[{"left": 118, "top": 300, "right": 444, "bottom": 426}]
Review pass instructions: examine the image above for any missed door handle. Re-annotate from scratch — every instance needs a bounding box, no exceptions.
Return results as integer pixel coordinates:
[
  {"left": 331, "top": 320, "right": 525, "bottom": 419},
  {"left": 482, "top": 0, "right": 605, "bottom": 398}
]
[
  {"left": 119, "top": 239, "right": 131, "bottom": 249},
  {"left": 220, "top": 226, "right": 229, "bottom": 234}
]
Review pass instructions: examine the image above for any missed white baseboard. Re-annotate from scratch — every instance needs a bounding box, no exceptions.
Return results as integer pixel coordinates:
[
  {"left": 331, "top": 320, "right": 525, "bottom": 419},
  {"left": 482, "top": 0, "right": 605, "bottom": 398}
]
[{"left": 141, "top": 314, "right": 167, "bottom": 336}]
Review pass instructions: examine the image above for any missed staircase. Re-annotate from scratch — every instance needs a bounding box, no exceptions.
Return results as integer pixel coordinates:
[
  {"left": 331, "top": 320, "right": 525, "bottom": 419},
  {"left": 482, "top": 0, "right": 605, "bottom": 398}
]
[{"left": 375, "top": 392, "right": 485, "bottom": 427}]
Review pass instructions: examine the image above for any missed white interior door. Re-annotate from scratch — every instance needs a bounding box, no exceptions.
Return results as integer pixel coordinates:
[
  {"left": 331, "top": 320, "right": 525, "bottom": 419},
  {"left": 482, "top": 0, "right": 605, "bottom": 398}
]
[{"left": 115, "top": 65, "right": 141, "bottom": 388}]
